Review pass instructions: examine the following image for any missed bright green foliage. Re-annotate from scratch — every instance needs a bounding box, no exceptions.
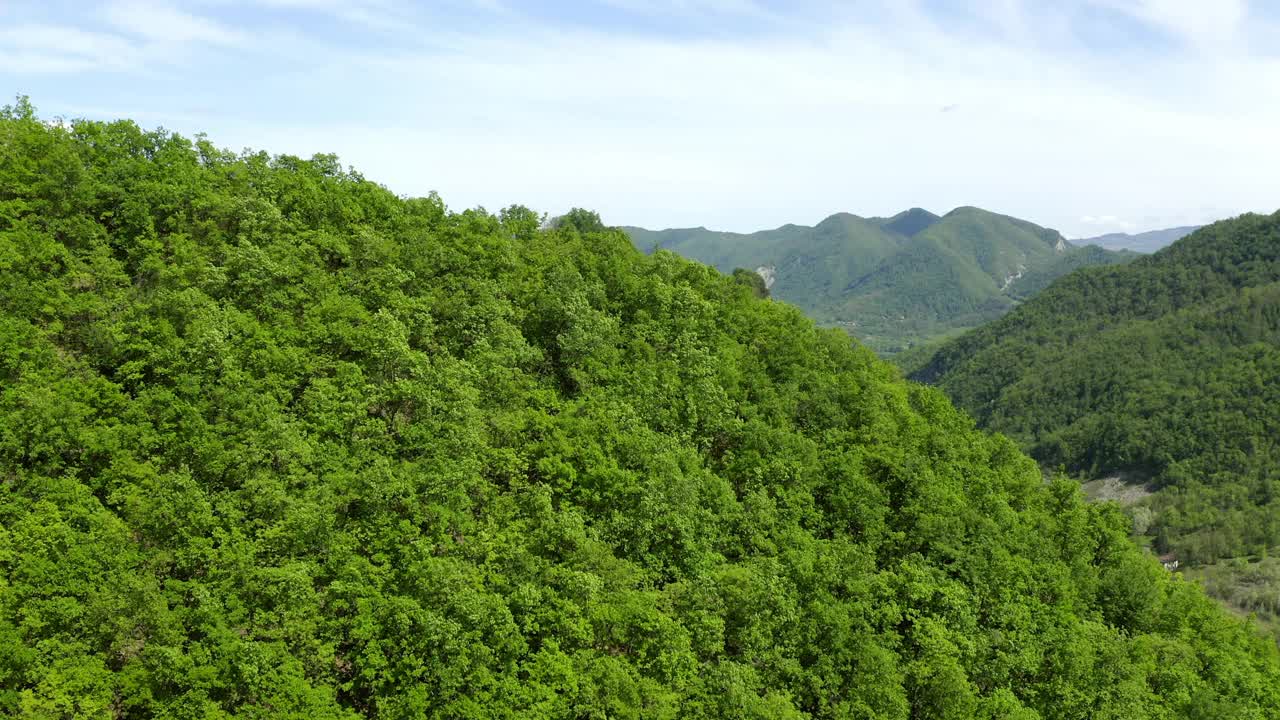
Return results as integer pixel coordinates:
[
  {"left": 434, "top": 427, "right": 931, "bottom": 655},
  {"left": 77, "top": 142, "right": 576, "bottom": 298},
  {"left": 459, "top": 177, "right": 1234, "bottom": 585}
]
[
  {"left": 909, "top": 213, "right": 1280, "bottom": 583},
  {"left": 2, "top": 101, "right": 1279, "bottom": 718},
  {"left": 626, "top": 208, "right": 1135, "bottom": 355}
]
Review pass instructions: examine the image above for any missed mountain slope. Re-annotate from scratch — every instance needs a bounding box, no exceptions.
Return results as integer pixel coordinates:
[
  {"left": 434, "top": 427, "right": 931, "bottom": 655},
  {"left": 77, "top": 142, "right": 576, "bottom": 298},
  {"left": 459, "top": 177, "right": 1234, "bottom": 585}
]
[
  {"left": 769, "top": 213, "right": 905, "bottom": 310},
  {"left": 907, "top": 212, "right": 1280, "bottom": 622},
  {"left": 4, "top": 102, "right": 1279, "bottom": 719},
  {"left": 623, "top": 224, "right": 787, "bottom": 273},
  {"left": 627, "top": 208, "right": 1136, "bottom": 354},
  {"left": 827, "top": 207, "right": 1077, "bottom": 334},
  {"left": 622, "top": 213, "right": 904, "bottom": 298},
  {"left": 1006, "top": 244, "right": 1141, "bottom": 299},
  {"left": 914, "top": 206, "right": 1067, "bottom": 282}
]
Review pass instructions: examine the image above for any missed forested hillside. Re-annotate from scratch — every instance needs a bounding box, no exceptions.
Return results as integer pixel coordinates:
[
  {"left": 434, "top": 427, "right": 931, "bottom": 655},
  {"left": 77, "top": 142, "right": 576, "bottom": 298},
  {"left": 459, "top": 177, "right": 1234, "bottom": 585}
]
[
  {"left": 4, "top": 99, "right": 1280, "bottom": 718},
  {"left": 908, "top": 214, "right": 1280, "bottom": 629},
  {"left": 626, "top": 209, "right": 1134, "bottom": 354}
]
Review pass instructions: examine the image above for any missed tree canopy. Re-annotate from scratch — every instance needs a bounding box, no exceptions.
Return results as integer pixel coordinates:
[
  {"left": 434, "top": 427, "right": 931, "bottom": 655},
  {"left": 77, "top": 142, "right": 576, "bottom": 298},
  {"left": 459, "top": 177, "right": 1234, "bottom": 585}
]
[
  {"left": 2, "top": 100, "right": 1279, "bottom": 718},
  {"left": 908, "top": 213, "right": 1280, "bottom": 628}
]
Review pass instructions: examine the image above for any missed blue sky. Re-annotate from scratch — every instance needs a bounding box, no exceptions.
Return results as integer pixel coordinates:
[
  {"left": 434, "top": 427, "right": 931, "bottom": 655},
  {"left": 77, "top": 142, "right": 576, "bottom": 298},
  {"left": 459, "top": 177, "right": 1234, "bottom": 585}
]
[{"left": 2, "top": 0, "right": 1277, "bottom": 236}]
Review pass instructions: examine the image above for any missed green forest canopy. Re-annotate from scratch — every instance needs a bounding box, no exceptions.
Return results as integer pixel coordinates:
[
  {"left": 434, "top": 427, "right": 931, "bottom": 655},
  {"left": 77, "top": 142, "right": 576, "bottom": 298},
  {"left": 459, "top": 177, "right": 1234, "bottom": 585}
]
[
  {"left": 906, "top": 213, "right": 1280, "bottom": 621},
  {"left": 2, "top": 98, "right": 1279, "bottom": 718}
]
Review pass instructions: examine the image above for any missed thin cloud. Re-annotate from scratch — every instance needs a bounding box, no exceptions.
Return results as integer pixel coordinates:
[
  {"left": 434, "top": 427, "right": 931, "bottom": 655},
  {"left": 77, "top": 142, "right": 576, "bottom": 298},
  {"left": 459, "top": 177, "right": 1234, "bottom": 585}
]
[
  {"left": 0, "top": 2, "right": 250, "bottom": 75},
  {"left": 103, "top": 1, "right": 248, "bottom": 47},
  {"left": 596, "top": 0, "right": 777, "bottom": 20},
  {"left": 227, "top": 0, "right": 451, "bottom": 32},
  {"left": 1091, "top": 0, "right": 1247, "bottom": 50},
  {"left": 241, "top": 14, "right": 1273, "bottom": 234},
  {"left": 0, "top": 24, "right": 140, "bottom": 73}
]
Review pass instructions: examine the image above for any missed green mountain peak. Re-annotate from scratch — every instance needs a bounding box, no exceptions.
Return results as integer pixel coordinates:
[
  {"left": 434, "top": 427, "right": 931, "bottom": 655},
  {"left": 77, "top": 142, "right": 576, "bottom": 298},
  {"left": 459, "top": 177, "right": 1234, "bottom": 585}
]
[
  {"left": 880, "top": 207, "right": 939, "bottom": 236},
  {"left": 628, "top": 206, "right": 1129, "bottom": 353}
]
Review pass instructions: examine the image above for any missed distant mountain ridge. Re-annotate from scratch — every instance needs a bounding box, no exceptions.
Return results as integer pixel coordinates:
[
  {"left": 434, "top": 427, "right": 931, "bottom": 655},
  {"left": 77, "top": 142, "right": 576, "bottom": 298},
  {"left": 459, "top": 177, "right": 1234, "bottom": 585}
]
[
  {"left": 875, "top": 207, "right": 939, "bottom": 236},
  {"left": 626, "top": 207, "right": 1136, "bottom": 353},
  {"left": 1078, "top": 225, "right": 1201, "bottom": 253}
]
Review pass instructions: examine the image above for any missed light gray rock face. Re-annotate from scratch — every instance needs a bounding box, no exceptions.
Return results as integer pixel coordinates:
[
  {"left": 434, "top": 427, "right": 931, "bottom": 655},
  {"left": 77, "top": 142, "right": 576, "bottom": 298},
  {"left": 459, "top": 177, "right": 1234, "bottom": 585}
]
[{"left": 754, "top": 265, "right": 776, "bottom": 290}]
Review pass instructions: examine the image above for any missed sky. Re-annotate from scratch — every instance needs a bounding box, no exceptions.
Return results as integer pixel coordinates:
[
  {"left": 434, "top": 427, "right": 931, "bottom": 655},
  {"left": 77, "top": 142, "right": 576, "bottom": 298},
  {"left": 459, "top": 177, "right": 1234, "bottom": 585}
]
[{"left": 2, "top": 0, "right": 1278, "bottom": 237}]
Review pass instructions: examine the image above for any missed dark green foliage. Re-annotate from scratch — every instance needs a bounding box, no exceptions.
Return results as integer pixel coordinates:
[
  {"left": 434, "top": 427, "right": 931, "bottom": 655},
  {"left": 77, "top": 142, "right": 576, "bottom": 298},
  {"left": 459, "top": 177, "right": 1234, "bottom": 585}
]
[
  {"left": 909, "top": 213, "right": 1280, "bottom": 602},
  {"left": 550, "top": 208, "right": 606, "bottom": 234},
  {"left": 731, "top": 268, "right": 770, "bottom": 299},
  {"left": 626, "top": 208, "right": 1135, "bottom": 354},
  {"left": 3, "top": 100, "right": 1280, "bottom": 718}
]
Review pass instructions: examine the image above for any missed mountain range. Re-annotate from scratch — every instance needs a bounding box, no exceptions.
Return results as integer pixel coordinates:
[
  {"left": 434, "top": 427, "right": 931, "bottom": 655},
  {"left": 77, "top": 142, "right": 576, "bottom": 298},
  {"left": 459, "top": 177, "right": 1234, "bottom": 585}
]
[
  {"left": 626, "top": 208, "right": 1138, "bottom": 354},
  {"left": 1077, "top": 225, "right": 1202, "bottom": 253}
]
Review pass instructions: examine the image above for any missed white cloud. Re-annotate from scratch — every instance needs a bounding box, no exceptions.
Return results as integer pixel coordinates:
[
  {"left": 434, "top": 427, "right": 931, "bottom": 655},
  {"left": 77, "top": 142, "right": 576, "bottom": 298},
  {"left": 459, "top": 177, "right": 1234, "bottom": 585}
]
[
  {"left": 224, "top": 14, "right": 1274, "bottom": 235},
  {"left": 4, "top": 0, "right": 1275, "bottom": 236}
]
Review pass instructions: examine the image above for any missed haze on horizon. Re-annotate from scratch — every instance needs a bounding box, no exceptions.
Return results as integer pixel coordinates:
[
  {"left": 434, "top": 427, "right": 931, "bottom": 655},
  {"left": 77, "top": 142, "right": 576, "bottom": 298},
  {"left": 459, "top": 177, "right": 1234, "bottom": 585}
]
[{"left": 3, "top": 0, "right": 1277, "bottom": 238}]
